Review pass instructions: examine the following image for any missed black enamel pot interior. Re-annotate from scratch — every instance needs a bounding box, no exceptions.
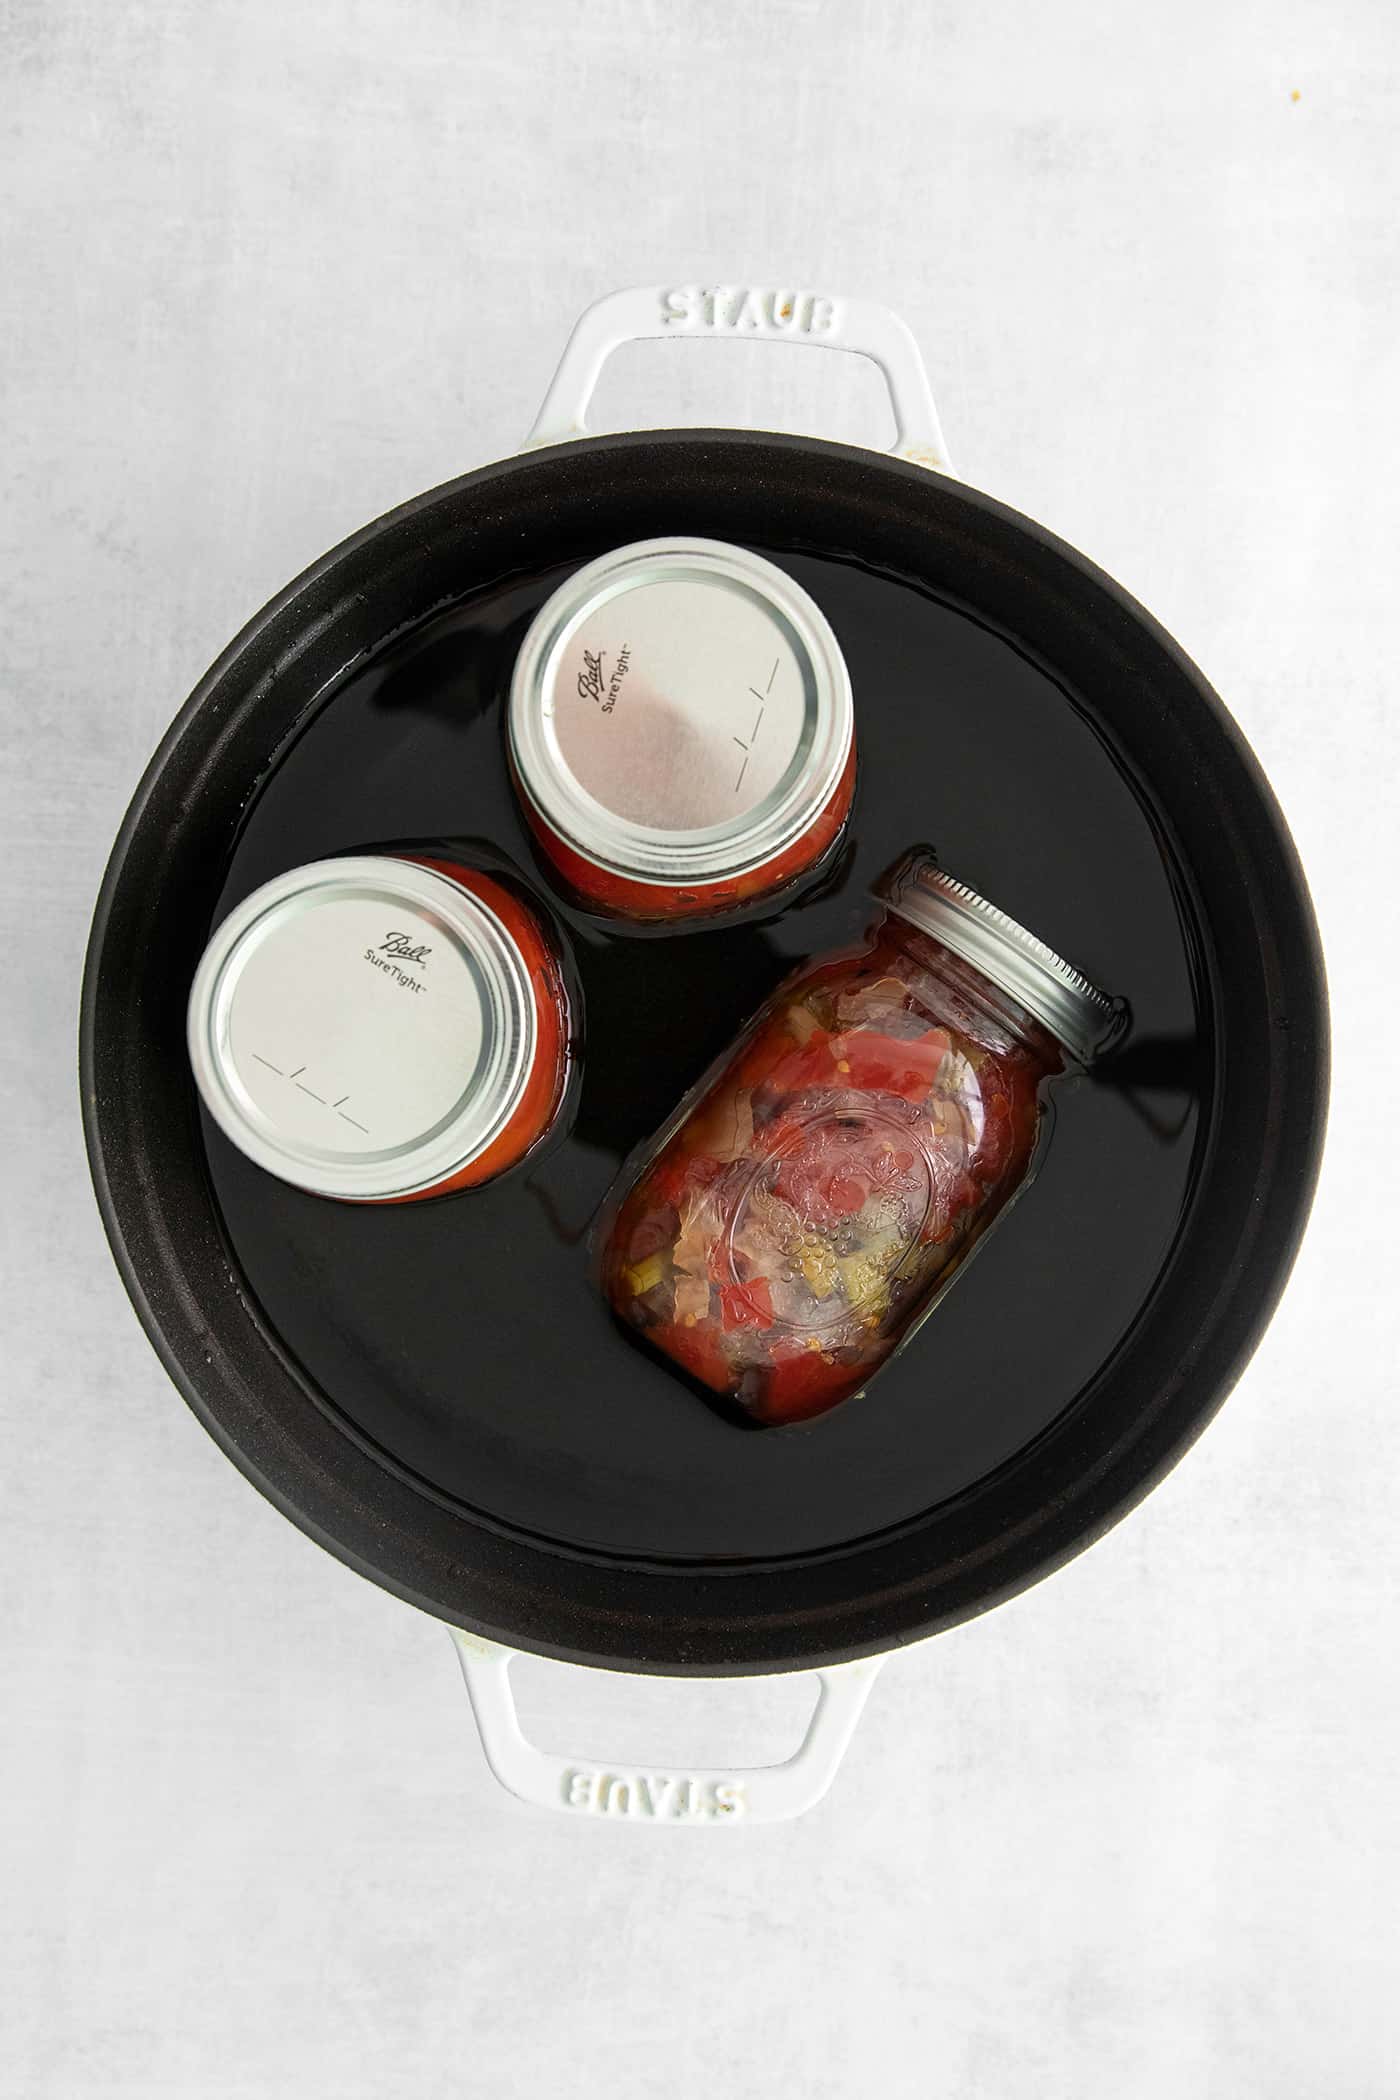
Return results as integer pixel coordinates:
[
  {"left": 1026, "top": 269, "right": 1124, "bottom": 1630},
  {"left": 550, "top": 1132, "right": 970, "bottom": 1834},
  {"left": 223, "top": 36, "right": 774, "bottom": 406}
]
[{"left": 80, "top": 430, "right": 1328, "bottom": 1674}]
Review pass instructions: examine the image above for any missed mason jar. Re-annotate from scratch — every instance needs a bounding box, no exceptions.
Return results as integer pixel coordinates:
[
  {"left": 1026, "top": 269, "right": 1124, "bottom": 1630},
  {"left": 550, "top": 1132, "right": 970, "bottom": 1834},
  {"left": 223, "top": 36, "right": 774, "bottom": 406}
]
[
  {"left": 600, "top": 848, "right": 1123, "bottom": 1423},
  {"left": 507, "top": 538, "right": 855, "bottom": 923},
  {"left": 187, "top": 851, "right": 576, "bottom": 1201}
]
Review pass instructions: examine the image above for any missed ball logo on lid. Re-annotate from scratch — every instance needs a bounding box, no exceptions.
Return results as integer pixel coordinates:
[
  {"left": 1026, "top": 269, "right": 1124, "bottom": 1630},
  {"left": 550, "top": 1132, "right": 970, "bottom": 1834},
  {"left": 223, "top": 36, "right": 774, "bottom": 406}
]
[
  {"left": 577, "top": 644, "right": 630, "bottom": 714},
  {"left": 367, "top": 928, "right": 434, "bottom": 994},
  {"left": 379, "top": 931, "right": 433, "bottom": 965}
]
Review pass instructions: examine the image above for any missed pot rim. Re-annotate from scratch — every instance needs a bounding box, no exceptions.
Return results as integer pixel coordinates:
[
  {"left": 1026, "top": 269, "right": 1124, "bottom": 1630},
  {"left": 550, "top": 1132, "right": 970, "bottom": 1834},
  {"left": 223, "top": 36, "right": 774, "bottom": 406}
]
[{"left": 81, "top": 426, "right": 1329, "bottom": 1675}]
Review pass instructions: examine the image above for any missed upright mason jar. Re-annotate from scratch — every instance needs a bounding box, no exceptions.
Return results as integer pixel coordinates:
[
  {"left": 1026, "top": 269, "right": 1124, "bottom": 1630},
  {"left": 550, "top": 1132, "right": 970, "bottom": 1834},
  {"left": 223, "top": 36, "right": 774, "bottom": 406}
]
[
  {"left": 187, "top": 851, "right": 576, "bottom": 1202},
  {"left": 600, "top": 849, "right": 1122, "bottom": 1424},
  {"left": 507, "top": 538, "right": 855, "bottom": 923}
]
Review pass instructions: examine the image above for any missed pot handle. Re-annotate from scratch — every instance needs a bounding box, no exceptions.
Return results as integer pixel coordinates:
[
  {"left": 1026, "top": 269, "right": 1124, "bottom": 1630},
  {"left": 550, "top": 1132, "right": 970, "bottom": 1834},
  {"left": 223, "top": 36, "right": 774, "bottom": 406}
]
[
  {"left": 524, "top": 283, "right": 951, "bottom": 471},
  {"left": 449, "top": 1630, "right": 883, "bottom": 1825}
]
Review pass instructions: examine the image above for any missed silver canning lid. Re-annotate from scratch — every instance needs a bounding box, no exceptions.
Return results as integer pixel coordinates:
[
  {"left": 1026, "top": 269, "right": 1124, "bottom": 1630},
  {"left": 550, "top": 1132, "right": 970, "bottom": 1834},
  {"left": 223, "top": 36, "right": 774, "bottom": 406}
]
[
  {"left": 876, "top": 849, "right": 1120, "bottom": 1067},
  {"left": 508, "top": 537, "right": 853, "bottom": 886},
  {"left": 186, "top": 856, "right": 537, "bottom": 1200}
]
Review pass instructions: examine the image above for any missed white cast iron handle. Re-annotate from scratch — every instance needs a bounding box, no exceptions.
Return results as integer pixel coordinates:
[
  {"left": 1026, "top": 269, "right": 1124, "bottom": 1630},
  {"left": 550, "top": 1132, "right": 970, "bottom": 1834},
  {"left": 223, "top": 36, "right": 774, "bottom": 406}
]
[
  {"left": 450, "top": 1631, "right": 883, "bottom": 1825},
  {"left": 524, "top": 282, "right": 952, "bottom": 471}
]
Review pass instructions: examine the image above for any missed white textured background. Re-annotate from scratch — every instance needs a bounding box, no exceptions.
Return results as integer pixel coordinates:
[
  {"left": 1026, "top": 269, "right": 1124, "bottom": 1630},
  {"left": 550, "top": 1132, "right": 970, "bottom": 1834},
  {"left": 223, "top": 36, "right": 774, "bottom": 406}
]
[{"left": 4, "top": 3, "right": 1398, "bottom": 2095}]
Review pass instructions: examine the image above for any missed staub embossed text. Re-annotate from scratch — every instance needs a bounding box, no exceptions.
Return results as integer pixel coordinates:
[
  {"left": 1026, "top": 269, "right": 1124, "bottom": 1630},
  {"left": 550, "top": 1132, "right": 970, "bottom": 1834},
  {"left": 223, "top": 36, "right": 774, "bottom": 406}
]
[
  {"left": 660, "top": 285, "right": 842, "bottom": 335},
  {"left": 562, "top": 1768, "right": 747, "bottom": 1820}
]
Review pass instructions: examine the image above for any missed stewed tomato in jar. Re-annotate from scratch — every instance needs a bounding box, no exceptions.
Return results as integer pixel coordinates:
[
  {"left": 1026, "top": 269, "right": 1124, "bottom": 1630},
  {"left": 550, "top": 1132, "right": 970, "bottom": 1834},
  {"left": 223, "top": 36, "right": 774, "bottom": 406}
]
[{"left": 600, "top": 849, "right": 1122, "bottom": 1424}]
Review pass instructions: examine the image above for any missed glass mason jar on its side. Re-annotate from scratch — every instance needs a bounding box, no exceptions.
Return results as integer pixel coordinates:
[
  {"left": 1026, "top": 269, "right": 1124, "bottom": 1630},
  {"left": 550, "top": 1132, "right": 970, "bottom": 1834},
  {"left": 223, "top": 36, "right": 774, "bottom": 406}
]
[{"left": 599, "top": 849, "right": 1123, "bottom": 1425}]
